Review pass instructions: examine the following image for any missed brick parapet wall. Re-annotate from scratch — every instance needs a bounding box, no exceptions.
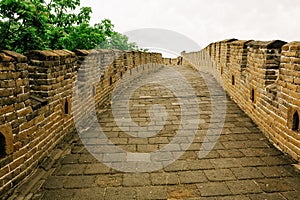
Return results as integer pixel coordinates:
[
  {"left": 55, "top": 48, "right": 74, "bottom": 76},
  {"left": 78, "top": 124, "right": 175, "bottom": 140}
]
[
  {"left": 0, "top": 49, "right": 163, "bottom": 196},
  {"left": 182, "top": 39, "right": 300, "bottom": 162}
]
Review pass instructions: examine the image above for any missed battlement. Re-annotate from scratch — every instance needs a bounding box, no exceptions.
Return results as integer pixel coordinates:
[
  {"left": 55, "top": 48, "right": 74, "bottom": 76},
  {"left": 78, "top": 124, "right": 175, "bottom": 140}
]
[
  {"left": 182, "top": 39, "right": 300, "bottom": 163},
  {"left": 0, "top": 49, "right": 163, "bottom": 195}
]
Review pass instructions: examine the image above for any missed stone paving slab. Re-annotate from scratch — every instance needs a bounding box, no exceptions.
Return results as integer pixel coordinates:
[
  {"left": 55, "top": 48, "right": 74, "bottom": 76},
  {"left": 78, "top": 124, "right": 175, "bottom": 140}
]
[{"left": 8, "top": 65, "right": 300, "bottom": 199}]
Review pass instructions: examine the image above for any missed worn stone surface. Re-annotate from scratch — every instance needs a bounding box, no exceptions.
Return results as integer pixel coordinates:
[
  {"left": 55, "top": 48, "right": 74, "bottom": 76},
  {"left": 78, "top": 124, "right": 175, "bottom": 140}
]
[{"left": 7, "top": 65, "right": 300, "bottom": 200}]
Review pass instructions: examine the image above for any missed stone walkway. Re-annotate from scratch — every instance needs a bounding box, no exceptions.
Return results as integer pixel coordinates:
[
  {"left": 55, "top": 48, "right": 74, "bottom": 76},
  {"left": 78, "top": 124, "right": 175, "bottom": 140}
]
[{"left": 10, "top": 65, "right": 300, "bottom": 200}]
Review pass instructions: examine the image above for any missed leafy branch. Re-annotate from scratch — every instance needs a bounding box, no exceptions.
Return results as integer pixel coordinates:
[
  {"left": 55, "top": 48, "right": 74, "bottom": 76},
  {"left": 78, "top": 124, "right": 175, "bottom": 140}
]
[{"left": 0, "top": 0, "right": 138, "bottom": 53}]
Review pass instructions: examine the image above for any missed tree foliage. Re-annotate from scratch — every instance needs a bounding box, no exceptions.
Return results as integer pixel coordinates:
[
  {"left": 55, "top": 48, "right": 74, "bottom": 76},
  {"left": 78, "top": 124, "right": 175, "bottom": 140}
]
[
  {"left": 101, "top": 32, "right": 138, "bottom": 51},
  {"left": 0, "top": 0, "right": 138, "bottom": 52}
]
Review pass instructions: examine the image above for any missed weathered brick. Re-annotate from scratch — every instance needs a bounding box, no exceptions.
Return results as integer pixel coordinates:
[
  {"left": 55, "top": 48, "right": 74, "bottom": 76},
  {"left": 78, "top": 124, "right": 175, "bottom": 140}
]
[
  {"left": 17, "top": 107, "right": 32, "bottom": 117},
  {"left": 0, "top": 63, "right": 15, "bottom": 71},
  {"left": 0, "top": 105, "right": 14, "bottom": 115}
]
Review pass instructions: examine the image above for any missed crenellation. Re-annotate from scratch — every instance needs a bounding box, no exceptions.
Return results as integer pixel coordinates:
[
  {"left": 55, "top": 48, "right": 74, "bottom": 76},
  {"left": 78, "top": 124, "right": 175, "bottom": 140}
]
[
  {"left": 220, "top": 39, "right": 237, "bottom": 74},
  {"left": 0, "top": 49, "right": 163, "bottom": 196},
  {"left": 182, "top": 39, "right": 300, "bottom": 162}
]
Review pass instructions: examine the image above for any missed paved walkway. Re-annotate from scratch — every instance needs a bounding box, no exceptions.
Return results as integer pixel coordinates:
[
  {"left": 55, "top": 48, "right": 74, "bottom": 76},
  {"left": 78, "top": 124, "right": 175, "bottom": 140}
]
[{"left": 11, "top": 65, "right": 300, "bottom": 199}]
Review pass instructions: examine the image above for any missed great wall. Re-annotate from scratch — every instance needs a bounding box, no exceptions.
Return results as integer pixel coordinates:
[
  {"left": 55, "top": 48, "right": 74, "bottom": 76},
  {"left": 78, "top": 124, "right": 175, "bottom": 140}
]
[{"left": 0, "top": 39, "right": 299, "bottom": 198}]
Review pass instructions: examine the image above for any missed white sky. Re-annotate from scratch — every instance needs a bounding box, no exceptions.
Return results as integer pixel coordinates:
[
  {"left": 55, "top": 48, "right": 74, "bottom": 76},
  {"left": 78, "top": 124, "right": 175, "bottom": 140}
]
[{"left": 80, "top": 0, "right": 299, "bottom": 52}]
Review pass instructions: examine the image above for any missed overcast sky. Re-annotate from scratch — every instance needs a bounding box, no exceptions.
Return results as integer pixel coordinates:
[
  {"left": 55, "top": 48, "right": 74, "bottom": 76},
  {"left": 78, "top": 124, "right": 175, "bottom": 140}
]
[{"left": 80, "top": 0, "right": 299, "bottom": 54}]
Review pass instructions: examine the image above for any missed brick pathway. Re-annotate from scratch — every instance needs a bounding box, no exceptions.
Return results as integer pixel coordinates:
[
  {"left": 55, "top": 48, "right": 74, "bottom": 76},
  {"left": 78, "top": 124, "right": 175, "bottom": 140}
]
[{"left": 10, "top": 65, "right": 300, "bottom": 200}]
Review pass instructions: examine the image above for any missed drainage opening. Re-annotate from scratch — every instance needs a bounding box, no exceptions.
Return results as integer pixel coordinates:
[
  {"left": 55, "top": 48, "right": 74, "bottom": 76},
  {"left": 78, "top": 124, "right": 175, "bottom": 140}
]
[
  {"left": 64, "top": 99, "right": 69, "bottom": 115},
  {"left": 250, "top": 89, "right": 255, "bottom": 102},
  {"left": 0, "top": 133, "right": 6, "bottom": 157},
  {"left": 292, "top": 111, "right": 299, "bottom": 131}
]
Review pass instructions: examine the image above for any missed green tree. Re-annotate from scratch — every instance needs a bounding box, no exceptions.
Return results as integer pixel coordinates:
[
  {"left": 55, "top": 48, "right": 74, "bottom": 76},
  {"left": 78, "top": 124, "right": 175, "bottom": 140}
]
[
  {"left": 101, "top": 32, "right": 138, "bottom": 50},
  {"left": 0, "top": 0, "right": 137, "bottom": 52}
]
